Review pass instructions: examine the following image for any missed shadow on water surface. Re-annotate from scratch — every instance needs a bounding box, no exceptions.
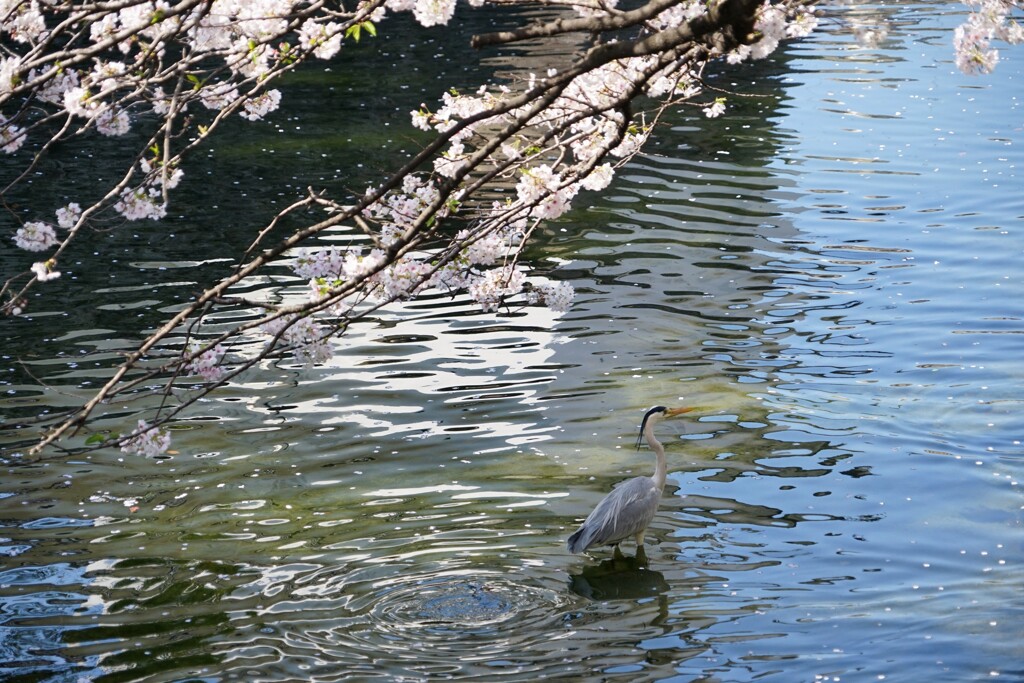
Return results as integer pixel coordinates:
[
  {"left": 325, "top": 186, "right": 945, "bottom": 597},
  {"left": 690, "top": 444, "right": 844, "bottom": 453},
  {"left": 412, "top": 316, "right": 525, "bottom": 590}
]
[{"left": 570, "top": 552, "right": 672, "bottom": 601}]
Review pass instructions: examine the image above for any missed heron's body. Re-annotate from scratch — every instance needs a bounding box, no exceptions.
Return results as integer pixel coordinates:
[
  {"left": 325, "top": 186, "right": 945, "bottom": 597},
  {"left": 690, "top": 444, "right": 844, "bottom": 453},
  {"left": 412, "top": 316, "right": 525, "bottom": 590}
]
[{"left": 567, "top": 405, "right": 692, "bottom": 555}]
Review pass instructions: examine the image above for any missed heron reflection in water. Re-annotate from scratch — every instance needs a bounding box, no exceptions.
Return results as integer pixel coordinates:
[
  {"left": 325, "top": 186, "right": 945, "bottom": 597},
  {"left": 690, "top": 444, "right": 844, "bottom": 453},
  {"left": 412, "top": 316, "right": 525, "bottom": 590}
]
[
  {"left": 567, "top": 405, "right": 694, "bottom": 561},
  {"left": 569, "top": 551, "right": 670, "bottom": 600}
]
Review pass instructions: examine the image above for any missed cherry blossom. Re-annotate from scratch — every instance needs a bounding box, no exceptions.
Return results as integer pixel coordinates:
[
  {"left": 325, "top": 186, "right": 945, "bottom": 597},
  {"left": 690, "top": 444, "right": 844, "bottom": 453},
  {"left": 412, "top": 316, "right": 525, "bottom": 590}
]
[
  {"left": 516, "top": 165, "right": 562, "bottom": 204},
  {"left": 293, "top": 247, "right": 346, "bottom": 279},
  {"left": 139, "top": 158, "right": 184, "bottom": 190},
  {"left": 457, "top": 228, "right": 513, "bottom": 266},
  {"left": 580, "top": 164, "right": 615, "bottom": 192},
  {"left": 36, "top": 69, "right": 80, "bottom": 107},
  {"left": 0, "top": 57, "right": 20, "bottom": 95},
  {"left": 944, "top": 1, "right": 1021, "bottom": 74},
  {"left": 55, "top": 203, "right": 82, "bottom": 229},
  {"left": 30, "top": 260, "right": 61, "bottom": 282},
  {"left": 469, "top": 265, "right": 527, "bottom": 312},
  {"left": 261, "top": 314, "right": 333, "bottom": 365},
  {"left": 284, "top": 318, "right": 333, "bottom": 365},
  {"left": 380, "top": 258, "right": 435, "bottom": 299},
  {"left": 120, "top": 420, "right": 172, "bottom": 457},
  {"left": 703, "top": 97, "right": 727, "bottom": 118},
  {"left": 0, "top": 114, "right": 25, "bottom": 153},
  {"left": 299, "top": 19, "right": 345, "bottom": 59},
  {"left": 63, "top": 87, "right": 102, "bottom": 119},
  {"left": 114, "top": 187, "right": 167, "bottom": 221},
  {"left": 528, "top": 280, "right": 575, "bottom": 313},
  {"left": 955, "top": 23, "right": 1001, "bottom": 73},
  {"left": 200, "top": 83, "right": 241, "bottom": 111},
  {"left": 96, "top": 108, "right": 131, "bottom": 136},
  {"left": 413, "top": 0, "right": 457, "bottom": 28},
  {"left": 185, "top": 342, "right": 227, "bottom": 382},
  {"left": 343, "top": 247, "right": 388, "bottom": 281},
  {"left": 14, "top": 222, "right": 58, "bottom": 252},
  {"left": 3, "top": 1, "right": 45, "bottom": 43},
  {"left": 532, "top": 187, "right": 577, "bottom": 220},
  {"left": 241, "top": 89, "right": 283, "bottom": 121}
]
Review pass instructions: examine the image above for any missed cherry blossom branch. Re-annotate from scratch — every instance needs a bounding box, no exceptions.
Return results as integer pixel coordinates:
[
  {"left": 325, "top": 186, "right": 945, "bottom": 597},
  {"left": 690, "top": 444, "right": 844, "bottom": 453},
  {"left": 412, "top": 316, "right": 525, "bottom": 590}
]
[{"left": 3, "top": 0, "right": 833, "bottom": 457}]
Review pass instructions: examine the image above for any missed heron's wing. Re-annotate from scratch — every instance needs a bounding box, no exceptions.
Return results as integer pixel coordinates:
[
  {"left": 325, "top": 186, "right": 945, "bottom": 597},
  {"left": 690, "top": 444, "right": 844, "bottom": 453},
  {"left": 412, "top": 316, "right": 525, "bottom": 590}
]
[{"left": 567, "top": 476, "right": 660, "bottom": 553}]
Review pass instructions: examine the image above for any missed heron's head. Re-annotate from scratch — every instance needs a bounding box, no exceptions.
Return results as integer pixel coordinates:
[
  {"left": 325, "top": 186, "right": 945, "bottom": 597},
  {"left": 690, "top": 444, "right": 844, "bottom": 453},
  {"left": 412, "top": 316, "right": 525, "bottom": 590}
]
[
  {"left": 636, "top": 405, "right": 695, "bottom": 449},
  {"left": 643, "top": 405, "right": 694, "bottom": 422}
]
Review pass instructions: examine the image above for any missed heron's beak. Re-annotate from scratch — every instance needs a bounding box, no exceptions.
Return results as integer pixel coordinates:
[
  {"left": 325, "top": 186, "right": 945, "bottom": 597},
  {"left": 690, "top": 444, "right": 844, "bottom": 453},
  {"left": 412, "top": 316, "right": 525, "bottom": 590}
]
[{"left": 665, "top": 406, "right": 695, "bottom": 417}]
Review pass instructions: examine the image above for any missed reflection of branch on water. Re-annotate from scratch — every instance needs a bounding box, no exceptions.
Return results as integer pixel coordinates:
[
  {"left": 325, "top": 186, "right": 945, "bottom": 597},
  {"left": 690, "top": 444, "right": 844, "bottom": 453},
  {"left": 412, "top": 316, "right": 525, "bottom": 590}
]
[
  {"left": 670, "top": 454, "right": 831, "bottom": 482},
  {"left": 670, "top": 493, "right": 789, "bottom": 528},
  {"left": 667, "top": 493, "right": 881, "bottom": 530}
]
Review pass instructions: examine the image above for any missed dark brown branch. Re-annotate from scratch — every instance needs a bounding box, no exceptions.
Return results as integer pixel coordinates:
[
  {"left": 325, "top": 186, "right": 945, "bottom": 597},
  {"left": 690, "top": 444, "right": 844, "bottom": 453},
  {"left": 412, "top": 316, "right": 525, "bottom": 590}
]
[{"left": 471, "top": 0, "right": 681, "bottom": 48}]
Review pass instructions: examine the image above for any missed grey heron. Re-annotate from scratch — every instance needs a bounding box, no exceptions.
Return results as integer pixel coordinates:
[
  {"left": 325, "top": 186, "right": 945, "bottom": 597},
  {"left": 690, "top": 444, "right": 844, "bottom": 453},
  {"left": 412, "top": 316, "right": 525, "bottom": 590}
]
[{"left": 567, "top": 405, "right": 694, "bottom": 557}]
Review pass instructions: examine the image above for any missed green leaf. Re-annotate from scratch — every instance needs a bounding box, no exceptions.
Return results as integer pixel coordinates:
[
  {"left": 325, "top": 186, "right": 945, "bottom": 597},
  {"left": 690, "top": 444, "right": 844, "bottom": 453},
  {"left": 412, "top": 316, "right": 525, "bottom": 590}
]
[
  {"left": 345, "top": 20, "right": 377, "bottom": 43},
  {"left": 85, "top": 432, "right": 109, "bottom": 445}
]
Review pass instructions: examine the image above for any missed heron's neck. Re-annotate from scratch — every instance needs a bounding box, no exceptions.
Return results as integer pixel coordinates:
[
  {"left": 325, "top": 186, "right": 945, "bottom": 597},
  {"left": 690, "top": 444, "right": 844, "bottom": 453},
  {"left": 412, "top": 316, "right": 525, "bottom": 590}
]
[{"left": 644, "top": 421, "right": 668, "bottom": 489}]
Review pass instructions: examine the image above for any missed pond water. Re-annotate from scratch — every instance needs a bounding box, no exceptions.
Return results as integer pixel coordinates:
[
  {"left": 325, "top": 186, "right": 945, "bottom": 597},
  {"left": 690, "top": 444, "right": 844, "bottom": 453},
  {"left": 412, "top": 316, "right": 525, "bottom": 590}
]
[{"left": 2, "top": 2, "right": 1022, "bottom": 681}]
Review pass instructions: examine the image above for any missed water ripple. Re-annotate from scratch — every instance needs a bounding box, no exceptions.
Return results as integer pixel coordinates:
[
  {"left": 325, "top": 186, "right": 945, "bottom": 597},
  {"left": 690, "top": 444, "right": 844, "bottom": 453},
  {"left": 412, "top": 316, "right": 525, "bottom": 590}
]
[{"left": 219, "top": 558, "right": 579, "bottom": 680}]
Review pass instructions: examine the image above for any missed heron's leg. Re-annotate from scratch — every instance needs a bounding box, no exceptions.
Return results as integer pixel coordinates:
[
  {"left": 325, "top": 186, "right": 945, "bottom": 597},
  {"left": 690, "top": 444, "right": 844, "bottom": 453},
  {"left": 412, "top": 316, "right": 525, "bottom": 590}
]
[
  {"left": 634, "top": 530, "right": 649, "bottom": 564},
  {"left": 635, "top": 544, "right": 648, "bottom": 564},
  {"left": 612, "top": 544, "right": 625, "bottom": 560}
]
